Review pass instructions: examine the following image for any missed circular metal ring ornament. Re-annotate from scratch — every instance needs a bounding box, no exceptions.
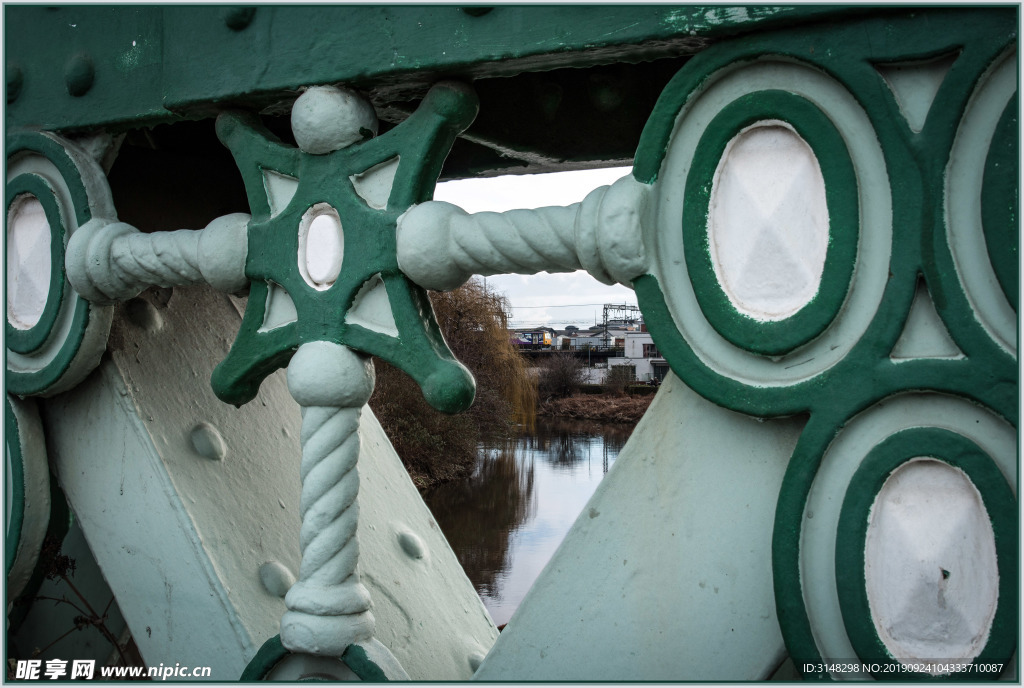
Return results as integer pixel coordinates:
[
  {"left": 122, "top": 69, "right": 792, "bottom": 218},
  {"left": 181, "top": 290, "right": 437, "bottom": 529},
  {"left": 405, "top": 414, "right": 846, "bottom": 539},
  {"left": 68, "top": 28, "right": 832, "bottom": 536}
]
[
  {"left": 945, "top": 48, "right": 1018, "bottom": 357},
  {"left": 6, "top": 173, "right": 67, "bottom": 354},
  {"left": 6, "top": 132, "right": 114, "bottom": 397},
  {"left": 241, "top": 634, "right": 408, "bottom": 681},
  {"left": 634, "top": 58, "right": 892, "bottom": 416},
  {"left": 5, "top": 394, "right": 51, "bottom": 600},
  {"left": 775, "top": 394, "right": 1016, "bottom": 679},
  {"left": 682, "top": 90, "right": 858, "bottom": 356},
  {"left": 835, "top": 428, "right": 1016, "bottom": 680}
]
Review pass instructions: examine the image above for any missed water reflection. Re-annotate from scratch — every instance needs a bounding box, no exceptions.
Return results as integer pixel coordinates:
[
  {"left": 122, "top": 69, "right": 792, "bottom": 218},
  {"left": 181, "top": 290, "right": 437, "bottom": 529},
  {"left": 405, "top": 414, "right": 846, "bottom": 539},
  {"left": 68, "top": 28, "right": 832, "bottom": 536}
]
[
  {"left": 424, "top": 418, "right": 633, "bottom": 626},
  {"left": 521, "top": 418, "right": 631, "bottom": 472},
  {"left": 423, "top": 441, "right": 535, "bottom": 599}
]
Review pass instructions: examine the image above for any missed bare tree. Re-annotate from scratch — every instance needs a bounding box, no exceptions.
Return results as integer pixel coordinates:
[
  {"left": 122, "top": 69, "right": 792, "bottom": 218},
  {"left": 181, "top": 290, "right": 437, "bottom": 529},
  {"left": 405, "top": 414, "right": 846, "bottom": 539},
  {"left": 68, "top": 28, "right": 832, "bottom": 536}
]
[
  {"left": 605, "top": 364, "right": 636, "bottom": 396},
  {"left": 538, "top": 353, "right": 588, "bottom": 399}
]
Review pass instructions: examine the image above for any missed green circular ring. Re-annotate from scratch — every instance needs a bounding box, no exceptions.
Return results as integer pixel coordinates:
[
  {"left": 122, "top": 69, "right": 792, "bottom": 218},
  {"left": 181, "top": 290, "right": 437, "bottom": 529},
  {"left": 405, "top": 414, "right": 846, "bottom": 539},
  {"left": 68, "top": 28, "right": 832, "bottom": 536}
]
[
  {"left": 683, "top": 90, "right": 859, "bottom": 356},
  {"left": 835, "top": 428, "right": 1017, "bottom": 679},
  {"left": 239, "top": 634, "right": 391, "bottom": 681},
  {"left": 240, "top": 635, "right": 289, "bottom": 681},
  {"left": 5, "top": 396, "right": 27, "bottom": 576},
  {"left": 6, "top": 132, "right": 96, "bottom": 397},
  {"left": 980, "top": 91, "right": 1018, "bottom": 312},
  {"left": 5, "top": 173, "right": 68, "bottom": 354}
]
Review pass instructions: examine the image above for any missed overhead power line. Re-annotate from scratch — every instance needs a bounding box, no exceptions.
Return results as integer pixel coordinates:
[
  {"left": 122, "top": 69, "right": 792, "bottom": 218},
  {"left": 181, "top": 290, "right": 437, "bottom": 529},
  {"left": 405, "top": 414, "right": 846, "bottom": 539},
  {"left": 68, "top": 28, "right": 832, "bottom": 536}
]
[{"left": 509, "top": 302, "right": 637, "bottom": 309}]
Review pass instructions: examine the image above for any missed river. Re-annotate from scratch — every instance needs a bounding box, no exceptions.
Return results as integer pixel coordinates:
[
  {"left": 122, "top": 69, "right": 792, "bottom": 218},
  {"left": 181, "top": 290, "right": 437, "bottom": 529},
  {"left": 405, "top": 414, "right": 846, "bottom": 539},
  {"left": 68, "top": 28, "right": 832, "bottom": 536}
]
[{"left": 423, "top": 417, "right": 633, "bottom": 627}]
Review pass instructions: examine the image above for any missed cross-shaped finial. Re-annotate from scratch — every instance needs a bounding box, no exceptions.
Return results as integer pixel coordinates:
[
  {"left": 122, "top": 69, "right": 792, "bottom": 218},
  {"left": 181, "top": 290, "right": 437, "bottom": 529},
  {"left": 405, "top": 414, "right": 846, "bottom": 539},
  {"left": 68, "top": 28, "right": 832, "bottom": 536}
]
[{"left": 212, "top": 82, "right": 479, "bottom": 414}]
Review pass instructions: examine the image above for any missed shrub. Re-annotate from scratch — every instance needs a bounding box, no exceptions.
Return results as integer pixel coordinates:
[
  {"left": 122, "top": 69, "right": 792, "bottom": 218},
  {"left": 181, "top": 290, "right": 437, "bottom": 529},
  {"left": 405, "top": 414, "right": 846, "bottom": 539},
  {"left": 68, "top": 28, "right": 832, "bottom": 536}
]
[
  {"left": 537, "top": 353, "right": 588, "bottom": 399},
  {"left": 605, "top": 364, "right": 636, "bottom": 396}
]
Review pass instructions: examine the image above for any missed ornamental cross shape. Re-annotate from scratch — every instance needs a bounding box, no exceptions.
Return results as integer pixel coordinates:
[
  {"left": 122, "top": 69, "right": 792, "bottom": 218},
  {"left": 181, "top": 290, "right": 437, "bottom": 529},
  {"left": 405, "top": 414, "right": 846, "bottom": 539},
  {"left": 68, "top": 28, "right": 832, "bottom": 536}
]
[{"left": 211, "top": 83, "right": 479, "bottom": 413}]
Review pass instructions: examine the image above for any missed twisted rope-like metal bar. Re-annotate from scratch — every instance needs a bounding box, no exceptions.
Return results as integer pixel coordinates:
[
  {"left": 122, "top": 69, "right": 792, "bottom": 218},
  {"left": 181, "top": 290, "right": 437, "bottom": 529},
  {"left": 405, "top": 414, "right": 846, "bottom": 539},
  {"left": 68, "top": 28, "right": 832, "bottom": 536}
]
[
  {"left": 297, "top": 406, "right": 364, "bottom": 590},
  {"left": 397, "top": 175, "right": 648, "bottom": 291},
  {"left": 281, "top": 341, "right": 376, "bottom": 657},
  {"left": 110, "top": 229, "right": 204, "bottom": 288},
  {"left": 446, "top": 204, "right": 582, "bottom": 277},
  {"left": 65, "top": 214, "right": 249, "bottom": 304},
  {"left": 397, "top": 200, "right": 582, "bottom": 292},
  {"left": 280, "top": 404, "right": 374, "bottom": 654}
]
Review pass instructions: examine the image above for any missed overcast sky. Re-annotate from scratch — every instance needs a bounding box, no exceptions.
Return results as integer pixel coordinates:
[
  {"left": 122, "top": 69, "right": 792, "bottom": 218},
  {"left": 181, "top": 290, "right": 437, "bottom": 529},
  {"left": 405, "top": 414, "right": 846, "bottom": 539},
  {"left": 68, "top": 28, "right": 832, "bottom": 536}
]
[{"left": 434, "top": 166, "right": 638, "bottom": 329}]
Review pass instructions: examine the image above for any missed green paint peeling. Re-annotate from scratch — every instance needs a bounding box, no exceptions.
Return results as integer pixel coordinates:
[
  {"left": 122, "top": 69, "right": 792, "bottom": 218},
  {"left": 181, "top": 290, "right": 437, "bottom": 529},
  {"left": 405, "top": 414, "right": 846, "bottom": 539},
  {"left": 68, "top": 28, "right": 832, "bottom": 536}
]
[
  {"left": 114, "top": 37, "right": 155, "bottom": 75},
  {"left": 4, "top": 5, "right": 849, "bottom": 134}
]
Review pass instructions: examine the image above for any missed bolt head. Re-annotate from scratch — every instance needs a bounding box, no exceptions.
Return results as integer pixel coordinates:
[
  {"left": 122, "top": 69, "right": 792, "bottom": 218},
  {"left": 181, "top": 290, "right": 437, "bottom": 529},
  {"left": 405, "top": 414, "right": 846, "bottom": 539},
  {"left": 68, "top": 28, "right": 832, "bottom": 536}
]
[
  {"left": 64, "top": 53, "right": 95, "bottom": 97},
  {"left": 7, "top": 63, "right": 24, "bottom": 103},
  {"left": 224, "top": 6, "right": 256, "bottom": 30}
]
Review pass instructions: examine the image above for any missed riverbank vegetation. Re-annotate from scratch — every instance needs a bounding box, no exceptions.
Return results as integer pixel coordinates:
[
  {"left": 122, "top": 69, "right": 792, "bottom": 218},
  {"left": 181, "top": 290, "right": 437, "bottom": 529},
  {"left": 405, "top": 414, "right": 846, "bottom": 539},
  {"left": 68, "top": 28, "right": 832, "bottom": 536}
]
[
  {"left": 538, "top": 394, "right": 652, "bottom": 424},
  {"left": 370, "top": 282, "right": 659, "bottom": 489},
  {"left": 537, "top": 353, "right": 588, "bottom": 399},
  {"left": 536, "top": 352, "right": 654, "bottom": 423}
]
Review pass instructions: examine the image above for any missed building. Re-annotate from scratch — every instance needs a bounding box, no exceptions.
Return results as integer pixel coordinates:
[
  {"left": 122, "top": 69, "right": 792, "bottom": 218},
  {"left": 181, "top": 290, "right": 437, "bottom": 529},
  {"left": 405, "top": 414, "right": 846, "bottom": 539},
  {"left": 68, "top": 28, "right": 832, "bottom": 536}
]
[{"left": 609, "top": 327, "right": 670, "bottom": 384}]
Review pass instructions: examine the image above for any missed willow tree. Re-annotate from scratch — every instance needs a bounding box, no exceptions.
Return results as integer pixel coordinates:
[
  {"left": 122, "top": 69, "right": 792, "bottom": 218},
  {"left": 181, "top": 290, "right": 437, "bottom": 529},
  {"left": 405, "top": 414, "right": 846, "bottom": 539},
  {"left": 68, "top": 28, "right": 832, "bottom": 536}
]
[{"left": 369, "top": 278, "right": 536, "bottom": 490}]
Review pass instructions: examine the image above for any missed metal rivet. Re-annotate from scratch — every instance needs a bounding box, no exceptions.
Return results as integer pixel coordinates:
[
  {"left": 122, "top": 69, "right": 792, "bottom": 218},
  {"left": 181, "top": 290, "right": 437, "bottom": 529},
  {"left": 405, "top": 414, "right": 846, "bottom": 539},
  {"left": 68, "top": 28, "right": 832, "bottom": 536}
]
[
  {"left": 259, "top": 561, "right": 296, "bottom": 598},
  {"left": 7, "top": 63, "right": 23, "bottom": 103},
  {"left": 64, "top": 53, "right": 95, "bottom": 97},
  {"left": 224, "top": 7, "right": 256, "bottom": 30},
  {"left": 124, "top": 297, "right": 163, "bottom": 333},
  {"left": 190, "top": 422, "right": 227, "bottom": 461},
  {"left": 397, "top": 529, "right": 426, "bottom": 560}
]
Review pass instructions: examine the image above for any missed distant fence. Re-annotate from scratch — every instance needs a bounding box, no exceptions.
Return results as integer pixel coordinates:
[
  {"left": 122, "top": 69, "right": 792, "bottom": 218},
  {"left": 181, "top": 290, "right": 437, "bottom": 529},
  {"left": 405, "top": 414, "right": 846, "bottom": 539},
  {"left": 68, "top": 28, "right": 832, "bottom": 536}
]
[
  {"left": 516, "top": 344, "right": 625, "bottom": 357},
  {"left": 576, "top": 383, "right": 658, "bottom": 396}
]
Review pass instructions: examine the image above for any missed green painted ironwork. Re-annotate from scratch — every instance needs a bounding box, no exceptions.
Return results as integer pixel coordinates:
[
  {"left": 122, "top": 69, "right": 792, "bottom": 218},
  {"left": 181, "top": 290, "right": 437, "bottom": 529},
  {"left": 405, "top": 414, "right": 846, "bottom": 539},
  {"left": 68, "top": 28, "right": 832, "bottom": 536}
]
[
  {"left": 6, "top": 476, "right": 72, "bottom": 634},
  {"left": 4, "top": 5, "right": 847, "bottom": 135},
  {"left": 3, "top": 4, "right": 1017, "bottom": 679},
  {"left": 239, "top": 635, "right": 290, "bottom": 681},
  {"left": 240, "top": 633, "right": 402, "bottom": 681},
  {"left": 5, "top": 396, "right": 27, "bottom": 576},
  {"left": 981, "top": 91, "right": 1018, "bottom": 311},
  {"left": 629, "top": 7, "right": 1017, "bottom": 677},
  {"left": 5, "top": 132, "right": 111, "bottom": 397},
  {"left": 5, "top": 173, "right": 67, "bottom": 354},
  {"left": 681, "top": 90, "right": 859, "bottom": 356},
  {"left": 212, "top": 82, "right": 478, "bottom": 412},
  {"left": 834, "top": 428, "right": 1017, "bottom": 681}
]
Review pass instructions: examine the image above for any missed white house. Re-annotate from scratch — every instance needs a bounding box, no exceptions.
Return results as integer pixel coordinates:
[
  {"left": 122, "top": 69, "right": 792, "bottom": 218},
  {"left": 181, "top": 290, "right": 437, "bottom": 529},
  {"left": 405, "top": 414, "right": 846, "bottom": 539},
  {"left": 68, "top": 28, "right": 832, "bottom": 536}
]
[{"left": 607, "top": 327, "right": 670, "bottom": 383}]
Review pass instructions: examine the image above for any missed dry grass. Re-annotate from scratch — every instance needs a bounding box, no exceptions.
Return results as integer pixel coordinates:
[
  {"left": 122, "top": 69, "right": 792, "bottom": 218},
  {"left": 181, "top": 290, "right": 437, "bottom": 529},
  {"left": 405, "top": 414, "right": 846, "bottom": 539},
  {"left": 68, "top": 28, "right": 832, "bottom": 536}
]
[{"left": 538, "top": 394, "right": 653, "bottom": 424}]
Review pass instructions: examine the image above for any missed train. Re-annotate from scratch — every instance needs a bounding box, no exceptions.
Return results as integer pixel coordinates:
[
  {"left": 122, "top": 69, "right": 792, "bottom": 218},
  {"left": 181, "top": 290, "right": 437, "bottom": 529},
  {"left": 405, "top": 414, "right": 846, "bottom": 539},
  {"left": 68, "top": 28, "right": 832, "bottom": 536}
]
[{"left": 512, "top": 330, "right": 553, "bottom": 349}]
